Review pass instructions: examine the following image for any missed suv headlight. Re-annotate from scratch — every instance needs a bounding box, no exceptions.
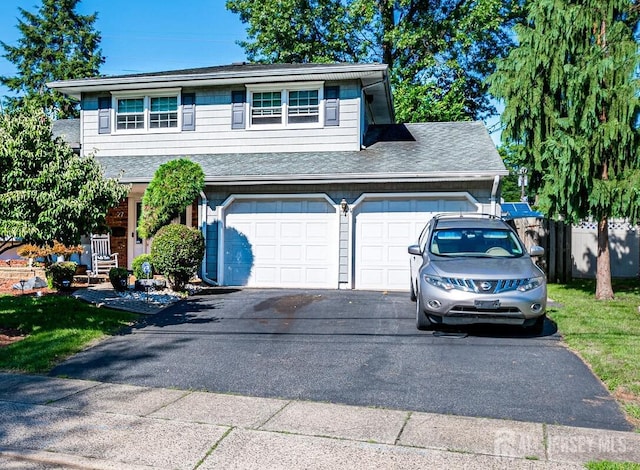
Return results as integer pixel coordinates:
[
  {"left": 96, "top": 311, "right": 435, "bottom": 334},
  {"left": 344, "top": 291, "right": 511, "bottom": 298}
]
[
  {"left": 517, "top": 276, "right": 544, "bottom": 292},
  {"left": 423, "top": 274, "right": 456, "bottom": 291},
  {"left": 423, "top": 274, "right": 471, "bottom": 291}
]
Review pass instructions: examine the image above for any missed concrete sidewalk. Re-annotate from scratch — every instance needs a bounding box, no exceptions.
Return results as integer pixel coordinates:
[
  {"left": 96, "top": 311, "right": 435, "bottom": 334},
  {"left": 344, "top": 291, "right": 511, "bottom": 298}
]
[{"left": 0, "top": 373, "right": 639, "bottom": 469}]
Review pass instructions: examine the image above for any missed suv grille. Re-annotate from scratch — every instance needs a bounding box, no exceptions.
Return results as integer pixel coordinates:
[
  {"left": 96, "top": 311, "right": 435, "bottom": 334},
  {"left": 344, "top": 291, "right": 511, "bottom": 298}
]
[{"left": 443, "top": 278, "right": 528, "bottom": 294}]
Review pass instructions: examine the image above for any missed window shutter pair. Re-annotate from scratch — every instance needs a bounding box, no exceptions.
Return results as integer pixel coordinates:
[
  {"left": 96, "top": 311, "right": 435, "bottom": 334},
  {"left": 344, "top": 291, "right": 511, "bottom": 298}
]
[
  {"left": 230, "top": 86, "right": 340, "bottom": 129},
  {"left": 97, "top": 93, "right": 196, "bottom": 133}
]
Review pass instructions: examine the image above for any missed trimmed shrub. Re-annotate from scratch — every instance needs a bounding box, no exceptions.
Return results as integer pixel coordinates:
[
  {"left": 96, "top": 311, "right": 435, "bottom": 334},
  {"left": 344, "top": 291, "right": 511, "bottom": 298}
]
[
  {"left": 137, "top": 159, "right": 205, "bottom": 239},
  {"left": 151, "top": 224, "right": 204, "bottom": 291},
  {"left": 132, "top": 254, "right": 154, "bottom": 279},
  {"left": 109, "top": 267, "right": 130, "bottom": 292},
  {"left": 45, "top": 261, "right": 77, "bottom": 290}
]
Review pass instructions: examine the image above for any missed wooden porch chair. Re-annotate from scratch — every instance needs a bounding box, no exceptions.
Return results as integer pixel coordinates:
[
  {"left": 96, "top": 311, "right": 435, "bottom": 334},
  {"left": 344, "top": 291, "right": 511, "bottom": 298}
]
[{"left": 91, "top": 234, "right": 118, "bottom": 275}]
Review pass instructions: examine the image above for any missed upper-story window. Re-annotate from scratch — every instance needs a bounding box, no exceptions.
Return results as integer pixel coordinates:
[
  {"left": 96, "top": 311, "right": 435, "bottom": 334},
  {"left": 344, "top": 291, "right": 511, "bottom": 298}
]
[
  {"left": 244, "top": 83, "right": 325, "bottom": 128},
  {"left": 116, "top": 98, "right": 145, "bottom": 130},
  {"left": 251, "top": 91, "right": 282, "bottom": 125},
  {"left": 150, "top": 96, "right": 178, "bottom": 128},
  {"left": 107, "top": 89, "right": 185, "bottom": 133},
  {"left": 288, "top": 90, "right": 319, "bottom": 124}
]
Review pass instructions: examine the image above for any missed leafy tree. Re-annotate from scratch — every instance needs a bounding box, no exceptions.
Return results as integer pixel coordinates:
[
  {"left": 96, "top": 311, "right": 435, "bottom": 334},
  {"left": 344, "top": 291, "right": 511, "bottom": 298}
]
[
  {"left": 0, "top": 0, "right": 104, "bottom": 118},
  {"left": 226, "top": 0, "right": 524, "bottom": 122},
  {"left": 489, "top": 0, "right": 640, "bottom": 299},
  {"left": 137, "top": 159, "right": 205, "bottom": 239},
  {"left": 0, "top": 105, "right": 129, "bottom": 255}
]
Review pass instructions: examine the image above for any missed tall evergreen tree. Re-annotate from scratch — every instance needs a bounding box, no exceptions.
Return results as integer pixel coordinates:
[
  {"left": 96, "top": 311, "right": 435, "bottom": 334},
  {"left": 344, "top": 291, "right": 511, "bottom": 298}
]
[
  {"left": 489, "top": 0, "right": 640, "bottom": 299},
  {"left": 0, "top": 0, "right": 103, "bottom": 118},
  {"left": 226, "top": 0, "right": 524, "bottom": 122}
]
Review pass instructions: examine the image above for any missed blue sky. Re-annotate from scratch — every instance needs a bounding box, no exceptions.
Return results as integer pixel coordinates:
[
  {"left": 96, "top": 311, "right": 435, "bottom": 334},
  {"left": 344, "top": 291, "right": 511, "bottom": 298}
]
[{"left": 0, "top": 0, "right": 248, "bottom": 94}]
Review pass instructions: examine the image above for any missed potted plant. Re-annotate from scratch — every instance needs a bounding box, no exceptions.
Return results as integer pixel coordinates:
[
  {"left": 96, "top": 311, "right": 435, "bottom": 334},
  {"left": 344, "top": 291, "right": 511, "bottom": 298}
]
[
  {"left": 109, "top": 267, "right": 130, "bottom": 292},
  {"left": 16, "top": 244, "right": 41, "bottom": 267},
  {"left": 45, "top": 261, "right": 77, "bottom": 290}
]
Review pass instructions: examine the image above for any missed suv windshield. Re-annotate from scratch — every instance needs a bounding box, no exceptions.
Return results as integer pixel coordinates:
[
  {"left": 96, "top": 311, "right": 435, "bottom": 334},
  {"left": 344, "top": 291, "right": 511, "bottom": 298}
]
[{"left": 430, "top": 228, "right": 524, "bottom": 258}]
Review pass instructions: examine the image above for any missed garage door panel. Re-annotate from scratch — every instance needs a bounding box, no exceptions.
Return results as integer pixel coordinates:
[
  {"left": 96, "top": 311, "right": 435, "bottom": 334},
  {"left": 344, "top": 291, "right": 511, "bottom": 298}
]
[
  {"left": 355, "top": 197, "right": 478, "bottom": 291},
  {"left": 256, "top": 222, "right": 276, "bottom": 237},
  {"left": 360, "top": 269, "right": 383, "bottom": 286},
  {"left": 306, "top": 244, "right": 329, "bottom": 261},
  {"left": 281, "top": 268, "right": 302, "bottom": 283},
  {"left": 224, "top": 198, "right": 338, "bottom": 288},
  {"left": 387, "top": 268, "right": 410, "bottom": 286},
  {"left": 255, "top": 245, "right": 277, "bottom": 260},
  {"left": 306, "top": 222, "right": 329, "bottom": 238},
  {"left": 361, "top": 245, "right": 383, "bottom": 260},
  {"left": 388, "top": 245, "right": 408, "bottom": 263},
  {"left": 360, "top": 222, "right": 383, "bottom": 239},
  {"left": 280, "top": 245, "right": 302, "bottom": 260},
  {"left": 255, "top": 267, "right": 277, "bottom": 283},
  {"left": 389, "top": 223, "right": 411, "bottom": 239},
  {"left": 281, "top": 223, "right": 302, "bottom": 238},
  {"left": 306, "top": 268, "right": 330, "bottom": 283}
]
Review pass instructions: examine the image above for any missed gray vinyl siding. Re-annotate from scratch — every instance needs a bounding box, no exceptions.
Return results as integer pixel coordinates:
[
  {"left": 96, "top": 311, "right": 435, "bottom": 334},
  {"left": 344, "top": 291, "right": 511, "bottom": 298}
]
[{"left": 81, "top": 82, "right": 361, "bottom": 157}]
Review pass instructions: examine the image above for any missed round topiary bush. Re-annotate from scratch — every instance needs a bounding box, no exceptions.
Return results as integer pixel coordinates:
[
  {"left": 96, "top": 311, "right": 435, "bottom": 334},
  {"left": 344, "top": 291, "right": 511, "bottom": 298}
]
[
  {"left": 132, "top": 253, "right": 154, "bottom": 280},
  {"left": 150, "top": 224, "right": 204, "bottom": 291}
]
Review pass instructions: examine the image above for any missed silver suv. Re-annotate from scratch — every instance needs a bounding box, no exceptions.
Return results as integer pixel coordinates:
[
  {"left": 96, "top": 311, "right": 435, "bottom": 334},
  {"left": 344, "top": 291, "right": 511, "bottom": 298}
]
[{"left": 408, "top": 214, "right": 547, "bottom": 333}]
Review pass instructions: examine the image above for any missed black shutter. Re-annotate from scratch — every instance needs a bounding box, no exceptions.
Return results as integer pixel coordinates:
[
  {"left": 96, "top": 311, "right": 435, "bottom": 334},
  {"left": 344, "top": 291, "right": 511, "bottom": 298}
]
[
  {"left": 182, "top": 93, "right": 196, "bottom": 131},
  {"left": 324, "top": 86, "right": 340, "bottom": 126},
  {"left": 98, "top": 97, "right": 111, "bottom": 134},
  {"left": 231, "top": 90, "right": 246, "bottom": 129}
]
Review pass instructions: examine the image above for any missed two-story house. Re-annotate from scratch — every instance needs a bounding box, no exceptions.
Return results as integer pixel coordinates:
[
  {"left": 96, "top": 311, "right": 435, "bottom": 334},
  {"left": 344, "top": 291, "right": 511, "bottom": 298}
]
[{"left": 48, "top": 62, "right": 507, "bottom": 291}]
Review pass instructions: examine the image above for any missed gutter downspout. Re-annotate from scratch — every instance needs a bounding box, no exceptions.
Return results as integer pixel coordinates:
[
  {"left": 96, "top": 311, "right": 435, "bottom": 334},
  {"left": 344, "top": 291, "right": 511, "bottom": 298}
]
[
  {"left": 199, "top": 191, "right": 219, "bottom": 286},
  {"left": 490, "top": 175, "right": 500, "bottom": 216}
]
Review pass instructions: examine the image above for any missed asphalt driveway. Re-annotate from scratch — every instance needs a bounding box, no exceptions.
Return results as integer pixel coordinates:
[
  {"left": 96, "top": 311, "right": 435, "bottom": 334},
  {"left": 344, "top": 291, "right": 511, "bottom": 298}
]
[{"left": 51, "top": 288, "right": 632, "bottom": 431}]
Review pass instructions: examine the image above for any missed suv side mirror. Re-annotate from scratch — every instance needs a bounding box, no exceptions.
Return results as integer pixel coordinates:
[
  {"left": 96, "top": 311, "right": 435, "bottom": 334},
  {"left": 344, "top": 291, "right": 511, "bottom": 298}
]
[
  {"left": 529, "top": 245, "right": 545, "bottom": 257},
  {"left": 408, "top": 245, "right": 422, "bottom": 255}
]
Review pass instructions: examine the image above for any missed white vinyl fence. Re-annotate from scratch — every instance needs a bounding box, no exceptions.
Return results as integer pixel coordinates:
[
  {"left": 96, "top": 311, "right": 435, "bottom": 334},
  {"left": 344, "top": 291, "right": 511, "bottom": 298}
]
[{"left": 572, "top": 221, "right": 639, "bottom": 278}]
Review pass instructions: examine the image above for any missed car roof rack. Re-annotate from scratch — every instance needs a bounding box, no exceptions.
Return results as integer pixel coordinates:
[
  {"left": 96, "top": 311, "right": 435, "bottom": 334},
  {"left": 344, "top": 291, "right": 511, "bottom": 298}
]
[{"left": 432, "top": 212, "right": 500, "bottom": 221}]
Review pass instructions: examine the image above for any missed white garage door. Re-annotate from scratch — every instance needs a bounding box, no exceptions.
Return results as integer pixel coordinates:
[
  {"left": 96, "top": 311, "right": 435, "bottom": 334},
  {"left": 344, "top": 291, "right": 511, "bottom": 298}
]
[
  {"left": 223, "top": 198, "right": 338, "bottom": 288},
  {"left": 354, "top": 197, "right": 477, "bottom": 291}
]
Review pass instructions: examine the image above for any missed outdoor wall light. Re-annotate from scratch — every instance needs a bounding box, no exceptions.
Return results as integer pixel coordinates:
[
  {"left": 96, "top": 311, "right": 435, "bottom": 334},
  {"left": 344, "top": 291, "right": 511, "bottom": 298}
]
[{"left": 340, "top": 198, "right": 349, "bottom": 215}]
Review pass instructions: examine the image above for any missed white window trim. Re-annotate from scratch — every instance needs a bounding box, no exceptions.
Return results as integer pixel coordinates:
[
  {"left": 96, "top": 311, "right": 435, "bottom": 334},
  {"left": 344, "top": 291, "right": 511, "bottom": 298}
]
[
  {"left": 246, "top": 82, "right": 324, "bottom": 130},
  {"left": 111, "top": 88, "right": 182, "bottom": 134}
]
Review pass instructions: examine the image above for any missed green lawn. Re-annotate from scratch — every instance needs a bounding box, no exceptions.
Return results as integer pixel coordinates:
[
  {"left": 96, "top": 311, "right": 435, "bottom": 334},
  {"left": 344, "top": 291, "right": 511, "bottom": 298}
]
[
  {"left": 547, "top": 280, "right": 640, "bottom": 429},
  {"left": 0, "top": 293, "right": 137, "bottom": 372}
]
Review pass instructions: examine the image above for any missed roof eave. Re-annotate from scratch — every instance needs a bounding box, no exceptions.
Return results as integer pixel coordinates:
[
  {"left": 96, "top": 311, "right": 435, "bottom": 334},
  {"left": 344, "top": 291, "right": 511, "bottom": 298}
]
[
  {"left": 47, "top": 63, "right": 389, "bottom": 100},
  {"left": 116, "top": 171, "right": 508, "bottom": 185}
]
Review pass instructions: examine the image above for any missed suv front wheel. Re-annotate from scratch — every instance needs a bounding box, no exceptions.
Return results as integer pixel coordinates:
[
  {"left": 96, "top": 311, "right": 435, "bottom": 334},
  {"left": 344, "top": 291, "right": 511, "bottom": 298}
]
[{"left": 416, "top": 294, "right": 432, "bottom": 330}]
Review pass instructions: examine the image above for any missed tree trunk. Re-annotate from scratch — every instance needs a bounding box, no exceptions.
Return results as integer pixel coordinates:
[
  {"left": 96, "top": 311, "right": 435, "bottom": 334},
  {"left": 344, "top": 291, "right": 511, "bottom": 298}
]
[
  {"left": 595, "top": 216, "right": 614, "bottom": 300},
  {"left": 377, "top": 0, "right": 395, "bottom": 68}
]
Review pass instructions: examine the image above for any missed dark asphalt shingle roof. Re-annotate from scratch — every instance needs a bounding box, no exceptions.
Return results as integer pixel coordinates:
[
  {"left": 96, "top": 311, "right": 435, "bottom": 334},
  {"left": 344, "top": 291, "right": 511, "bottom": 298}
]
[
  {"left": 52, "top": 118, "right": 80, "bottom": 148},
  {"left": 88, "top": 121, "right": 505, "bottom": 184}
]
